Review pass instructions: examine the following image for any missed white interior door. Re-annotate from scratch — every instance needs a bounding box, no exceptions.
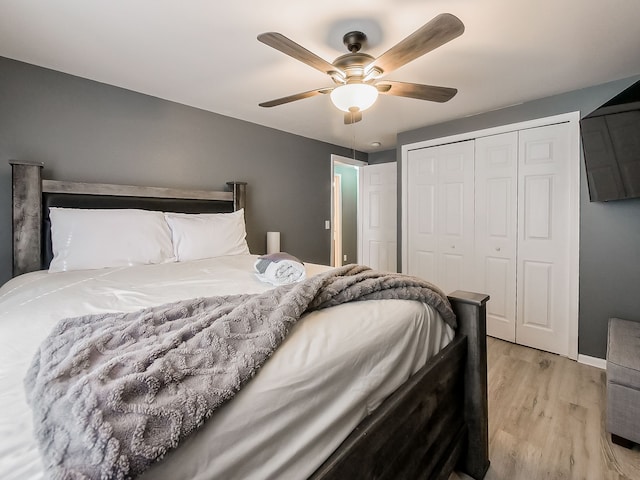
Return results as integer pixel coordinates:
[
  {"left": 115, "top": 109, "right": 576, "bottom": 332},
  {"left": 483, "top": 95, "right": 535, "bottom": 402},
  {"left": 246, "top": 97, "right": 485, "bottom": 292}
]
[
  {"left": 475, "top": 132, "right": 518, "bottom": 342},
  {"left": 360, "top": 162, "right": 397, "bottom": 271},
  {"left": 516, "top": 123, "right": 572, "bottom": 356}
]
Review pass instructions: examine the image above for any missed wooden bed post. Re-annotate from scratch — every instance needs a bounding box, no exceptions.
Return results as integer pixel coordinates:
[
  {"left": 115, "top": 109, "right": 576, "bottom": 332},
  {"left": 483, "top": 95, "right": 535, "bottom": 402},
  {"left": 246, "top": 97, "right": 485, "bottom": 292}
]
[
  {"left": 10, "top": 160, "right": 44, "bottom": 277},
  {"left": 448, "top": 290, "right": 490, "bottom": 480},
  {"left": 227, "top": 181, "right": 247, "bottom": 211}
]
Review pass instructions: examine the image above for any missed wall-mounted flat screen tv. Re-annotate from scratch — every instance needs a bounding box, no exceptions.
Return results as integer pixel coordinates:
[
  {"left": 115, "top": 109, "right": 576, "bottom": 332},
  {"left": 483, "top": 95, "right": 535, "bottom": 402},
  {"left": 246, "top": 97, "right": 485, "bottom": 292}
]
[{"left": 580, "top": 80, "right": 640, "bottom": 202}]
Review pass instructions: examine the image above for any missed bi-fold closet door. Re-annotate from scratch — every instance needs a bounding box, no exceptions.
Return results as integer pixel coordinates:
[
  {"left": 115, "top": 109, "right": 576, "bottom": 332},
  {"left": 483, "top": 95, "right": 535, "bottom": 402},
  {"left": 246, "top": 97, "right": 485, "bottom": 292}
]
[
  {"left": 406, "top": 122, "right": 574, "bottom": 357},
  {"left": 474, "top": 132, "right": 518, "bottom": 343},
  {"left": 406, "top": 140, "right": 475, "bottom": 297}
]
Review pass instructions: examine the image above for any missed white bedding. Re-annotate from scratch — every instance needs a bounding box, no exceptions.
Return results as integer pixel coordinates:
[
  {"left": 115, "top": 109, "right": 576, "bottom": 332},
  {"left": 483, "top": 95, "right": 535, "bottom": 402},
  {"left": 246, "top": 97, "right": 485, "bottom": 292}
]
[{"left": 0, "top": 255, "right": 454, "bottom": 480}]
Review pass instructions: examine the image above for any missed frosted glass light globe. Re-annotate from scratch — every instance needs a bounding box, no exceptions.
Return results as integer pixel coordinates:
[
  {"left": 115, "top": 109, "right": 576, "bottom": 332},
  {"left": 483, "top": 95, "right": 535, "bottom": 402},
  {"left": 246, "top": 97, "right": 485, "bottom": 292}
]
[{"left": 330, "top": 84, "right": 378, "bottom": 112}]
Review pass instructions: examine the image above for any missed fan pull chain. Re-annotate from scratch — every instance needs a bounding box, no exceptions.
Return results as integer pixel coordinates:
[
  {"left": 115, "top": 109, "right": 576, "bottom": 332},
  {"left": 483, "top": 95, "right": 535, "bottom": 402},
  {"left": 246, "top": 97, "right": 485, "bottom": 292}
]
[{"left": 351, "top": 115, "right": 356, "bottom": 161}]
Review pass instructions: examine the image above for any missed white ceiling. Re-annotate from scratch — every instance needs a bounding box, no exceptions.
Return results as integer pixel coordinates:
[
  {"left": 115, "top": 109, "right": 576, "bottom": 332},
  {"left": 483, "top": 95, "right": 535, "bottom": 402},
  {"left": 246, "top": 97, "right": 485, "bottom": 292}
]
[{"left": 2, "top": 0, "right": 640, "bottom": 152}]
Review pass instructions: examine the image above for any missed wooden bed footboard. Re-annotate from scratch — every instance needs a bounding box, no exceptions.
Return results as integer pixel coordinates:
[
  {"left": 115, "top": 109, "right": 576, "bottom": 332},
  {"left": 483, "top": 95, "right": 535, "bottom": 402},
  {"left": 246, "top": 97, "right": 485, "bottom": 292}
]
[{"left": 310, "top": 291, "right": 490, "bottom": 480}]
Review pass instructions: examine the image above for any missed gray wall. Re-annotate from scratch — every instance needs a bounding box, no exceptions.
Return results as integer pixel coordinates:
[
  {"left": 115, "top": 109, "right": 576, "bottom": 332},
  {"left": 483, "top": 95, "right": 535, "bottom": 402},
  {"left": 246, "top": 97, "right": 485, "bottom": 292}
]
[
  {"left": 398, "top": 75, "right": 640, "bottom": 359},
  {"left": 368, "top": 148, "right": 396, "bottom": 164},
  {"left": 0, "top": 57, "right": 363, "bottom": 284}
]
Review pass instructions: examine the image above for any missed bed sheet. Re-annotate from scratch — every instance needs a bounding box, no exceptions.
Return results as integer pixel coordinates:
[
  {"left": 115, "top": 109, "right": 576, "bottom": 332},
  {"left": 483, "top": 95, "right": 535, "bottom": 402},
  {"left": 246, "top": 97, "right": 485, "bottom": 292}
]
[{"left": 0, "top": 255, "right": 454, "bottom": 480}]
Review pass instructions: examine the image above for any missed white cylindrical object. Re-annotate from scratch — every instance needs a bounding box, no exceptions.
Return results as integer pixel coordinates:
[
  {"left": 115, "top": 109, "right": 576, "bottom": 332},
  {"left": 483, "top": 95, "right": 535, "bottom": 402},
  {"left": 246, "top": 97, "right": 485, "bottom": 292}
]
[{"left": 266, "top": 231, "right": 280, "bottom": 254}]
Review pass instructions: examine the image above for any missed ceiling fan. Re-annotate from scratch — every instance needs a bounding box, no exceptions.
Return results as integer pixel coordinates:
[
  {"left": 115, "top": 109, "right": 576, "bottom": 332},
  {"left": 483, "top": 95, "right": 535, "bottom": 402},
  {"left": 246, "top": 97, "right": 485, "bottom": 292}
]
[{"left": 258, "top": 13, "right": 464, "bottom": 124}]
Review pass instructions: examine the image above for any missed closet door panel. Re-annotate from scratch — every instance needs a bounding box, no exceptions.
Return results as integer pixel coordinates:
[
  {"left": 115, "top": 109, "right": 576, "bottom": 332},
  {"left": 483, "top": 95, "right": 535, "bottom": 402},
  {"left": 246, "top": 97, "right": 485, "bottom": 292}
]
[
  {"left": 517, "top": 123, "right": 572, "bottom": 356},
  {"left": 437, "top": 141, "right": 475, "bottom": 293},
  {"left": 521, "top": 260, "right": 553, "bottom": 328},
  {"left": 407, "top": 148, "right": 438, "bottom": 282},
  {"left": 475, "top": 133, "right": 518, "bottom": 342},
  {"left": 440, "top": 252, "right": 465, "bottom": 296},
  {"left": 406, "top": 141, "right": 474, "bottom": 290}
]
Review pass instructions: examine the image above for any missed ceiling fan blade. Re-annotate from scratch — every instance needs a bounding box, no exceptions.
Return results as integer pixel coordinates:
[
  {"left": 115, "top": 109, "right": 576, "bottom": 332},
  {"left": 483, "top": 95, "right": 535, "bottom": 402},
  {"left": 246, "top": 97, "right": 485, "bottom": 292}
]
[
  {"left": 366, "top": 13, "right": 464, "bottom": 76},
  {"left": 259, "top": 88, "right": 332, "bottom": 108},
  {"left": 377, "top": 81, "right": 457, "bottom": 103},
  {"left": 344, "top": 110, "right": 362, "bottom": 124},
  {"left": 258, "top": 32, "right": 344, "bottom": 78}
]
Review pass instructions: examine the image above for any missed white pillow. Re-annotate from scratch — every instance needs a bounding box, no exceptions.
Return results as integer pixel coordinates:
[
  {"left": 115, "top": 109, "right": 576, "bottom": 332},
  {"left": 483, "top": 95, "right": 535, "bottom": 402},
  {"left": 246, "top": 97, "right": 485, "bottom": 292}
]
[
  {"left": 164, "top": 209, "right": 250, "bottom": 262},
  {"left": 48, "top": 208, "right": 175, "bottom": 273}
]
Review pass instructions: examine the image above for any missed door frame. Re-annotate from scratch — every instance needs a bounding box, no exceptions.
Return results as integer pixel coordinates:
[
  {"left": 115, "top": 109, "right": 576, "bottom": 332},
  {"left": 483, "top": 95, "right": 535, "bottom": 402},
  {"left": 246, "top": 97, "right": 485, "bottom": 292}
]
[
  {"left": 333, "top": 173, "right": 343, "bottom": 267},
  {"left": 330, "top": 154, "right": 367, "bottom": 267},
  {"left": 400, "top": 112, "right": 581, "bottom": 360}
]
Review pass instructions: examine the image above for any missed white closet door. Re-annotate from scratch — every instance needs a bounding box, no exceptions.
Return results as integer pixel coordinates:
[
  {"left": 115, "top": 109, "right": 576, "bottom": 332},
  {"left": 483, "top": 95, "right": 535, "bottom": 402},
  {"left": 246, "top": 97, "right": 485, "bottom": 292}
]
[
  {"left": 360, "top": 162, "right": 397, "bottom": 271},
  {"left": 516, "top": 123, "right": 572, "bottom": 356},
  {"left": 436, "top": 141, "right": 475, "bottom": 294},
  {"left": 406, "top": 141, "right": 474, "bottom": 292},
  {"left": 475, "top": 132, "right": 518, "bottom": 342},
  {"left": 407, "top": 148, "right": 438, "bottom": 281}
]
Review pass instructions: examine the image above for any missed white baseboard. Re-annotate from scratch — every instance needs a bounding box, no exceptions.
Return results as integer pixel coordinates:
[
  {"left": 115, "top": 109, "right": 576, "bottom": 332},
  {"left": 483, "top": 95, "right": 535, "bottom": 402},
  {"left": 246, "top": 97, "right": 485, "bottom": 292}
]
[{"left": 578, "top": 354, "right": 606, "bottom": 370}]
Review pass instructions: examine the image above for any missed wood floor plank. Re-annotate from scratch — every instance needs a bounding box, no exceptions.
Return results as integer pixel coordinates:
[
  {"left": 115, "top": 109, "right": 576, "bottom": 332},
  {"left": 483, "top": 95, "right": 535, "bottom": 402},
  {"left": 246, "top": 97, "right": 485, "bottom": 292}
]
[{"left": 452, "top": 338, "right": 640, "bottom": 480}]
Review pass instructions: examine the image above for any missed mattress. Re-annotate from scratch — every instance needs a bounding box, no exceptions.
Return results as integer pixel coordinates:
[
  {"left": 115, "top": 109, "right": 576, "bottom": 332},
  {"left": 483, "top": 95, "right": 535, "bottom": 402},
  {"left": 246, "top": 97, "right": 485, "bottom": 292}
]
[{"left": 0, "top": 255, "right": 454, "bottom": 480}]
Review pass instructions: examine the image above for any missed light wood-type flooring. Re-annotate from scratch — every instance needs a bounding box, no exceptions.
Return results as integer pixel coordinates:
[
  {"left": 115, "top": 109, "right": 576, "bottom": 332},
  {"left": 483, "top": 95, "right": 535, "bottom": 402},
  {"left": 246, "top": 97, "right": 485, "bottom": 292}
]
[{"left": 454, "top": 337, "right": 640, "bottom": 480}]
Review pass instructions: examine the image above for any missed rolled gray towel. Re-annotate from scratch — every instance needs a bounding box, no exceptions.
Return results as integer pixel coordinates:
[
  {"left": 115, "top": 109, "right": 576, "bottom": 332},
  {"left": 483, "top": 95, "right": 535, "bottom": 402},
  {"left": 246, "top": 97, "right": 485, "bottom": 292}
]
[{"left": 254, "top": 252, "right": 306, "bottom": 285}]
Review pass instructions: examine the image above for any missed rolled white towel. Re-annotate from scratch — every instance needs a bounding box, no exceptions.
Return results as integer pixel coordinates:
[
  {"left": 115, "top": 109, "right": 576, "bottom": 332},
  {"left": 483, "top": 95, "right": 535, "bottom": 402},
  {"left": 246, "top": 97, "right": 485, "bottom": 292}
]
[{"left": 254, "top": 252, "right": 306, "bottom": 286}]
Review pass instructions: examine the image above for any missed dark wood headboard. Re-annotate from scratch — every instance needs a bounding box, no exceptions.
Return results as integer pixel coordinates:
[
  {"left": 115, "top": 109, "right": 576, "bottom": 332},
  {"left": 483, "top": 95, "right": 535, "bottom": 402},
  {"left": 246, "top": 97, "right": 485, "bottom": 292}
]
[{"left": 10, "top": 160, "right": 247, "bottom": 277}]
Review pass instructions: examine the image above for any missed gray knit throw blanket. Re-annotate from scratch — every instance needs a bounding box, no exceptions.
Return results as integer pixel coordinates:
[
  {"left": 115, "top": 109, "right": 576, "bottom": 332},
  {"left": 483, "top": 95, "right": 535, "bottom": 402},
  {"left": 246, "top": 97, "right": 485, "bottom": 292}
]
[{"left": 24, "top": 265, "right": 455, "bottom": 480}]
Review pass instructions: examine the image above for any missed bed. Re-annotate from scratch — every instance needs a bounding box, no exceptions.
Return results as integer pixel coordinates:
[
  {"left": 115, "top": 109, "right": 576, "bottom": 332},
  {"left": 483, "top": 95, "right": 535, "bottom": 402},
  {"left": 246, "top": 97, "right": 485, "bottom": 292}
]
[{"left": 2, "top": 160, "right": 490, "bottom": 480}]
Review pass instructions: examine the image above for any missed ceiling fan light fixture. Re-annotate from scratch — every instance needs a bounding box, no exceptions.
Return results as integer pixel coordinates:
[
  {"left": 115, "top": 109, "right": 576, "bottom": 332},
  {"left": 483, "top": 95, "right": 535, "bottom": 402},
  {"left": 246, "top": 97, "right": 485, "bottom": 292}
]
[
  {"left": 258, "top": 14, "right": 464, "bottom": 118},
  {"left": 330, "top": 83, "right": 378, "bottom": 113}
]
